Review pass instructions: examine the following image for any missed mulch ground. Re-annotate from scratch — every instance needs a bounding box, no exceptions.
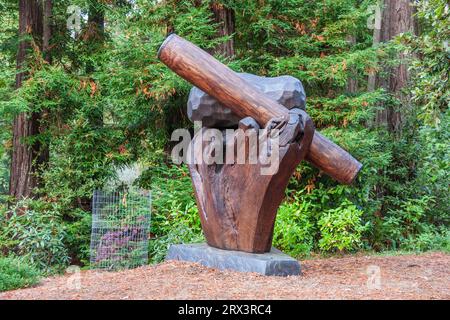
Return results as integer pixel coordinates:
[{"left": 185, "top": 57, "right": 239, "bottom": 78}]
[{"left": 1, "top": 251, "right": 449, "bottom": 300}]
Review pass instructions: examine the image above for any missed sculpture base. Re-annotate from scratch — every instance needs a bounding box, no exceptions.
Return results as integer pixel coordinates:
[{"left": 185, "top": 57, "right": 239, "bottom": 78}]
[{"left": 165, "top": 243, "right": 301, "bottom": 277}]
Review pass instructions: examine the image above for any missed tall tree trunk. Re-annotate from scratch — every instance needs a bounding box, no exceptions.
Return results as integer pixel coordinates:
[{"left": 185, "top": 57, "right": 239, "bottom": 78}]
[
  {"left": 85, "top": 0, "right": 104, "bottom": 126},
  {"left": 346, "top": 35, "right": 358, "bottom": 94},
  {"left": 87, "top": 1, "right": 105, "bottom": 38},
  {"left": 367, "top": 27, "right": 381, "bottom": 92},
  {"left": 38, "top": 0, "right": 52, "bottom": 171},
  {"left": 375, "top": 0, "right": 416, "bottom": 132},
  {"left": 210, "top": 1, "right": 235, "bottom": 57},
  {"left": 43, "top": 0, "right": 52, "bottom": 63},
  {"left": 9, "top": 0, "right": 44, "bottom": 199}
]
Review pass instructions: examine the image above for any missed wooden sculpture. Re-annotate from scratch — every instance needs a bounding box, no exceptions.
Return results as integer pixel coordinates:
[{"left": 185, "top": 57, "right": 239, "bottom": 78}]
[{"left": 158, "top": 34, "right": 362, "bottom": 253}]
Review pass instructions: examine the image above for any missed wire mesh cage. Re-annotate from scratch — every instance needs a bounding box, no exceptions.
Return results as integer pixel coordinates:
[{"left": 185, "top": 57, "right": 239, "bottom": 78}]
[{"left": 90, "top": 189, "right": 151, "bottom": 270}]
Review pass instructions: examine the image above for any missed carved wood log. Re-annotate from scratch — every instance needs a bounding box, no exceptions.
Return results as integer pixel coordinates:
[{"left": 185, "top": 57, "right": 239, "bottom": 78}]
[
  {"left": 188, "top": 109, "right": 314, "bottom": 253},
  {"left": 189, "top": 111, "right": 313, "bottom": 252},
  {"left": 158, "top": 33, "right": 362, "bottom": 184}
]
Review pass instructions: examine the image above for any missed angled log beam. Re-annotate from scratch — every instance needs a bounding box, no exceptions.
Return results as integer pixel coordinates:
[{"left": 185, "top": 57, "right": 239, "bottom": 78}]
[{"left": 158, "top": 34, "right": 362, "bottom": 184}]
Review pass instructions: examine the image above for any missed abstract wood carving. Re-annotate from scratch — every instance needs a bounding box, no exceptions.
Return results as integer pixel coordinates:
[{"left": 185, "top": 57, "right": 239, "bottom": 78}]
[
  {"left": 188, "top": 110, "right": 314, "bottom": 253},
  {"left": 189, "top": 137, "right": 302, "bottom": 252},
  {"left": 158, "top": 33, "right": 362, "bottom": 185},
  {"left": 158, "top": 34, "right": 363, "bottom": 254}
]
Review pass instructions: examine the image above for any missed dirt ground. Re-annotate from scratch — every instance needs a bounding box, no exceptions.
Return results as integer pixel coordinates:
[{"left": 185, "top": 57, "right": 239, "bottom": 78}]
[{"left": 1, "top": 251, "right": 449, "bottom": 300}]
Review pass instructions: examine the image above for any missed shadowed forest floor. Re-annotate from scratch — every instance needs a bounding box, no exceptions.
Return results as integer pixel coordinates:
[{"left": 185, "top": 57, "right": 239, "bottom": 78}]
[{"left": 1, "top": 251, "right": 449, "bottom": 300}]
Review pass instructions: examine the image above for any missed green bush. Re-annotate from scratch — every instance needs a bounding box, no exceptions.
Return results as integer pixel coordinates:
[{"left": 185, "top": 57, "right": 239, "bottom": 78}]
[
  {"left": 1, "top": 200, "right": 70, "bottom": 274},
  {"left": 0, "top": 256, "right": 41, "bottom": 292},
  {"left": 64, "top": 209, "right": 92, "bottom": 266},
  {"left": 381, "top": 196, "right": 449, "bottom": 252},
  {"left": 318, "top": 200, "right": 367, "bottom": 252},
  {"left": 273, "top": 198, "right": 315, "bottom": 257},
  {"left": 400, "top": 227, "right": 450, "bottom": 252}
]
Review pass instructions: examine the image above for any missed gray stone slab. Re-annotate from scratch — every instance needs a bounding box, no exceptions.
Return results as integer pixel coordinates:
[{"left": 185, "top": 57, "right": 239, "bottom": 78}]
[
  {"left": 187, "top": 73, "right": 306, "bottom": 128},
  {"left": 166, "top": 243, "right": 301, "bottom": 276}
]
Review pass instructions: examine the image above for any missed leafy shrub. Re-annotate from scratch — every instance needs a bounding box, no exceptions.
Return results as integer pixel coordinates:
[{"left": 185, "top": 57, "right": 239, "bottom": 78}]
[
  {"left": 1, "top": 200, "right": 70, "bottom": 274},
  {"left": 63, "top": 209, "right": 92, "bottom": 266},
  {"left": 318, "top": 200, "right": 367, "bottom": 252},
  {"left": 382, "top": 197, "right": 432, "bottom": 246},
  {"left": 0, "top": 256, "right": 41, "bottom": 292},
  {"left": 382, "top": 196, "right": 449, "bottom": 252},
  {"left": 148, "top": 222, "right": 204, "bottom": 264},
  {"left": 273, "top": 198, "right": 315, "bottom": 257},
  {"left": 400, "top": 226, "right": 450, "bottom": 252},
  {"left": 137, "top": 162, "right": 203, "bottom": 263}
]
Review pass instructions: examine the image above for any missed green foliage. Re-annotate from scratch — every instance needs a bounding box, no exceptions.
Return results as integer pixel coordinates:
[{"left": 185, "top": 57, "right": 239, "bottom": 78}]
[
  {"left": 318, "top": 200, "right": 367, "bottom": 252},
  {"left": 378, "top": 0, "right": 450, "bottom": 252},
  {"left": 64, "top": 209, "right": 92, "bottom": 266},
  {"left": 273, "top": 198, "right": 315, "bottom": 257},
  {"left": 0, "top": 256, "right": 41, "bottom": 292},
  {"left": 137, "top": 161, "right": 203, "bottom": 263},
  {"left": 0, "top": 200, "right": 70, "bottom": 274},
  {"left": 395, "top": 0, "right": 450, "bottom": 229},
  {"left": 400, "top": 226, "right": 450, "bottom": 252},
  {"left": 401, "top": 0, "right": 449, "bottom": 126},
  {"left": 381, "top": 195, "right": 449, "bottom": 251},
  {"left": 0, "top": 0, "right": 448, "bottom": 272}
]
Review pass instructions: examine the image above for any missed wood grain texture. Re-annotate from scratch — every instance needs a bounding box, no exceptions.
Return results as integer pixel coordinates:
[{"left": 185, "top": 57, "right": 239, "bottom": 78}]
[
  {"left": 188, "top": 129, "right": 305, "bottom": 253},
  {"left": 10, "top": 0, "right": 44, "bottom": 199},
  {"left": 158, "top": 34, "right": 288, "bottom": 125},
  {"left": 209, "top": 1, "right": 235, "bottom": 57},
  {"left": 158, "top": 34, "right": 362, "bottom": 185},
  {"left": 306, "top": 132, "right": 362, "bottom": 184}
]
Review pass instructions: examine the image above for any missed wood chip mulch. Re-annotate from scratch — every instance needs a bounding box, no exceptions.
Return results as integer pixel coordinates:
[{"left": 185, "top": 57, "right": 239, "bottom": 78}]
[{"left": 1, "top": 251, "right": 449, "bottom": 300}]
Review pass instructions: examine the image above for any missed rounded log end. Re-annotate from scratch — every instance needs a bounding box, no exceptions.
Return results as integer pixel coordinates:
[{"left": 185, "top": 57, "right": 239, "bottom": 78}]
[
  {"left": 344, "top": 160, "right": 363, "bottom": 185},
  {"left": 305, "top": 132, "right": 364, "bottom": 185},
  {"left": 326, "top": 156, "right": 362, "bottom": 185},
  {"left": 157, "top": 33, "right": 177, "bottom": 60}
]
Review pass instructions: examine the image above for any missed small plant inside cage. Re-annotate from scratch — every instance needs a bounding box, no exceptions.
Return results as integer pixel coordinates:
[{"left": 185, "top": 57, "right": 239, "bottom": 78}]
[{"left": 90, "top": 189, "right": 151, "bottom": 270}]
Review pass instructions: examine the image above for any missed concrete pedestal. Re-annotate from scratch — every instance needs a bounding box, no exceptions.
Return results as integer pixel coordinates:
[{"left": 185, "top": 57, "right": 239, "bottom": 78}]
[{"left": 166, "top": 243, "right": 300, "bottom": 276}]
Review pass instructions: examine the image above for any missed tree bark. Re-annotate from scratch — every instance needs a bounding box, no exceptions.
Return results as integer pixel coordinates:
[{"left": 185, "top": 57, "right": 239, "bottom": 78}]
[
  {"left": 346, "top": 35, "right": 358, "bottom": 94},
  {"left": 367, "top": 26, "right": 381, "bottom": 92},
  {"left": 375, "top": 0, "right": 416, "bottom": 132},
  {"left": 38, "top": 0, "right": 52, "bottom": 172},
  {"left": 210, "top": 1, "right": 235, "bottom": 57},
  {"left": 43, "top": 0, "right": 52, "bottom": 63},
  {"left": 88, "top": 1, "right": 105, "bottom": 37},
  {"left": 9, "top": 0, "right": 44, "bottom": 199}
]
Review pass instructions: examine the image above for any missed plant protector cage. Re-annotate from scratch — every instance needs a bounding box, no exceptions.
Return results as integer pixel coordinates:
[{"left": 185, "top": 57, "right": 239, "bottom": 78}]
[{"left": 90, "top": 189, "right": 151, "bottom": 270}]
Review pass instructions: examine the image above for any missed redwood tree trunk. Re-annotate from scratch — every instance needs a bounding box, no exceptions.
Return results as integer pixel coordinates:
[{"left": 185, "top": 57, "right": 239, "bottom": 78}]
[
  {"left": 87, "top": 1, "right": 105, "bottom": 38},
  {"left": 375, "top": 0, "right": 416, "bottom": 132},
  {"left": 43, "top": 0, "right": 52, "bottom": 63},
  {"left": 9, "top": 0, "right": 44, "bottom": 199},
  {"left": 210, "top": 1, "right": 235, "bottom": 57},
  {"left": 346, "top": 35, "right": 358, "bottom": 94},
  {"left": 38, "top": 0, "right": 52, "bottom": 170},
  {"left": 367, "top": 27, "right": 381, "bottom": 92}
]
